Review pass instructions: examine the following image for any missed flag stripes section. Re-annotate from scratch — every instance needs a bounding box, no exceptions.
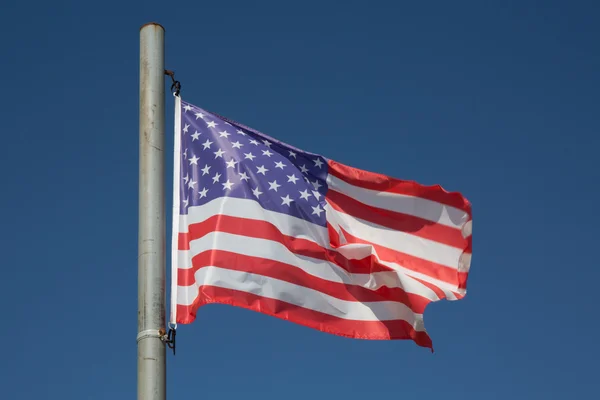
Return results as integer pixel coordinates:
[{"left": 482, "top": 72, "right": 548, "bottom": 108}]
[
  {"left": 176, "top": 199, "right": 432, "bottom": 343},
  {"left": 171, "top": 99, "right": 473, "bottom": 349}
]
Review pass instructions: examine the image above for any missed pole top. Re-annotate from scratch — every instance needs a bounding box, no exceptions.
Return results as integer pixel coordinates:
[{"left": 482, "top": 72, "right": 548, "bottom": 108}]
[{"left": 140, "top": 22, "right": 165, "bottom": 31}]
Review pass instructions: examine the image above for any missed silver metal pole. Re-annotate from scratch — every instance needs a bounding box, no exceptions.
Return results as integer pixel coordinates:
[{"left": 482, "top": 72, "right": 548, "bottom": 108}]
[{"left": 138, "top": 22, "right": 166, "bottom": 400}]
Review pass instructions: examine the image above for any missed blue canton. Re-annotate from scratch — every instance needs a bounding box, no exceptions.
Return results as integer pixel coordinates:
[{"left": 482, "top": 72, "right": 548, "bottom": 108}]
[{"left": 179, "top": 100, "right": 329, "bottom": 227}]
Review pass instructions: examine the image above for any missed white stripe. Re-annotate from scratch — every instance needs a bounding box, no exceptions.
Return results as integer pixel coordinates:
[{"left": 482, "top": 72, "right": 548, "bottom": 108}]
[
  {"left": 326, "top": 204, "right": 463, "bottom": 269},
  {"left": 178, "top": 266, "right": 425, "bottom": 329},
  {"left": 181, "top": 197, "right": 329, "bottom": 246},
  {"left": 169, "top": 94, "right": 182, "bottom": 326},
  {"left": 178, "top": 231, "right": 440, "bottom": 302},
  {"left": 327, "top": 175, "right": 469, "bottom": 229}
]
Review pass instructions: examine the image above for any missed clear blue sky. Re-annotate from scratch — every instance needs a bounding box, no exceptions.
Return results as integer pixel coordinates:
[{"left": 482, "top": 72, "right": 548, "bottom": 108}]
[{"left": 1, "top": 1, "right": 599, "bottom": 399}]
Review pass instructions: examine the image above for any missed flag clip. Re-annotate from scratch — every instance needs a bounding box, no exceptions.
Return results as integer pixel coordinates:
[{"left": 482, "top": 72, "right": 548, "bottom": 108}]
[
  {"left": 164, "top": 69, "right": 181, "bottom": 97},
  {"left": 160, "top": 327, "right": 176, "bottom": 356}
]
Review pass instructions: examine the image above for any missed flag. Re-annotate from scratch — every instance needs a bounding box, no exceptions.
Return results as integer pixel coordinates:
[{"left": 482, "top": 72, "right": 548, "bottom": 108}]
[{"left": 170, "top": 97, "right": 473, "bottom": 349}]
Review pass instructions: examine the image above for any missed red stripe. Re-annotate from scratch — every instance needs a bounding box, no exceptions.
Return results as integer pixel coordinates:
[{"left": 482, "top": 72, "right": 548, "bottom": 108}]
[
  {"left": 452, "top": 291, "right": 465, "bottom": 300},
  {"left": 328, "top": 159, "right": 472, "bottom": 215},
  {"left": 179, "top": 232, "right": 190, "bottom": 250},
  {"left": 178, "top": 249, "right": 431, "bottom": 314},
  {"left": 410, "top": 276, "right": 447, "bottom": 299},
  {"left": 179, "top": 214, "right": 395, "bottom": 274},
  {"left": 326, "top": 189, "right": 467, "bottom": 249},
  {"left": 177, "top": 285, "right": 433, "bottom": 348},
  {"left": 339, "top": 228, "right": 468, "bottom": 288}
]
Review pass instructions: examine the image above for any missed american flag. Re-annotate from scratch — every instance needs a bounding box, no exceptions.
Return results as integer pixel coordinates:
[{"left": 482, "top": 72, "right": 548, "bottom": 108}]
[{"left": 170, "top": 98, "right": 473, "bottom": 349}]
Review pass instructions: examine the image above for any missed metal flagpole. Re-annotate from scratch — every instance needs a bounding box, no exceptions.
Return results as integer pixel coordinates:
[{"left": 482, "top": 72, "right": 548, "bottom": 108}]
[{"left": 137, "top": 22, "right": 166, "bottom": 400}]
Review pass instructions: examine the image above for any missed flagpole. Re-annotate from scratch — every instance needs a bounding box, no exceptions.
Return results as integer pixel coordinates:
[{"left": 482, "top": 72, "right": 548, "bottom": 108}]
[{"left": 138, "top": 22, "right": 166, "bottom": 400}]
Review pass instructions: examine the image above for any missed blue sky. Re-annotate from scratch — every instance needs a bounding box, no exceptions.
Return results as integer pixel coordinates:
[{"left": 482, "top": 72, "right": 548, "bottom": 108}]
[{"left": 1, "top": 1, "right": 599, "bottom": 399}]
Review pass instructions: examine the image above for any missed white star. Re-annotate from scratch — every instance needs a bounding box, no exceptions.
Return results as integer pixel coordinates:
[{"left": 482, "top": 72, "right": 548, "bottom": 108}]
[
  {"left": 299, "top": 189, "right": 311, "bottom": 200},
  {"left": 239, "top": 171, "right": 250, "bottom": 181},
  {"left": 287, "top": 174, "right": 299, "bottom": 184},
  {"left": 300, "top": 164, "right": 309, "bottom": 174},
  {"left": 206, "top": 121, "right": 217, "bottom": 128},
  {"left": 262, "top": 149, "right": 273, "bottom": 157},
  {"left": 183, "top": 123, "right": 190, "bottom": 133},
  {"left": 314, "top": 158, "right": 324, "bottom": 168},
  {"left": 275, "top": 161, "right": 286, "bottom": 169},
  {"left": 312, "top": 191, "right": 322, "bottom": 200},
  {"left": 195, "top": 112, "right": 205, "bottom": 120},
  {"left": 268, "top": 180, "right": 281, "bottom": 192},
  {"left": 183, "top": 148, "right": 187, "bottom": 159},
  {"left": 226, "top": 159, "right": 238, "bottom": 169},
  {"left": 188, "top": 155, "right": 199, "bottom": 165},
  {"left": 212, "top": 172, "right": 221, "bottom": 184},
  {"left": 311, "top": 205, "right": 324, "bottom": 217},
  {"left": 222, "top": 180, "right": 234, "bottom": 190},
  {"left": 252, "top": 187, "right": 263, "bottom": 198},
  {"left": 187, "top": 179, "right": 196, "bottom": 189},
  {"left": 183, "top": 104, "right": 192, "bottom": 112},
  {"left": 225, "top": 122, "right": 232, "bottom": 126},
  {"left": 237, "top": 129, "right": 246, "bottom": 136},
  {"left": 191, "top": 131, "right": 201, "bottom": 141},
  {"left": 244, "top": 152, "right": 256, "bottom": 161},
  {"left": 231, "top": 141, "right": 243, "bottom": 149},
  {"left": 219, "top": 130, "right": 231, "bottom": 138},
  {"left": 201, "top": 164, "right": 211, "bottom": 175},
  {"left": 249, "top": 139, "right": 260, "bottom": 145},
  {"left": 214, "top": 148, "right": 225, "bottom": 159},
  {"left": 263, "top": 140, "right": 272, "bottom": 147},
  {"left": 198, "top": 187, "right": 208, "bottom": 198},
  {"left": 183, "top": 174, "right": 189, "bottom": 184},
  {"left": 312, "top": 180, "right": 322, "bottom": 190},
  {"left": 281, "top": 195, "right": 293, "bottom": 206},
  {"left": 183, "top": 198, "right": 189, "bottom": 207},
  {"left": 202, "top": 139, "right": 213, "bottom": 150},
  {"left": 288, "top": 150, "right": 297, "bottom": 158},
  {"left": 256, "top": 165, "right": 269, "bottom": 175}
]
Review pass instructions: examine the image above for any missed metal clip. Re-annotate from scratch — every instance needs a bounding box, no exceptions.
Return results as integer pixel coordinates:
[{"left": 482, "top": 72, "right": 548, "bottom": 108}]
[
  {"left": 159, "top": 327, "right": 177, "bottom": 355},
  {"left": 164, "top": 69, "right": 181, "bottom": 96}
]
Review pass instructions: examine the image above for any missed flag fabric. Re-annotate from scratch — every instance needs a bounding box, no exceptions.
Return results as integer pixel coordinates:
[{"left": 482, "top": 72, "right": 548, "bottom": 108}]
[{"left": 170, "top": 97, "right": 473, "bottom": 349}]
